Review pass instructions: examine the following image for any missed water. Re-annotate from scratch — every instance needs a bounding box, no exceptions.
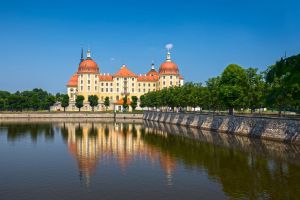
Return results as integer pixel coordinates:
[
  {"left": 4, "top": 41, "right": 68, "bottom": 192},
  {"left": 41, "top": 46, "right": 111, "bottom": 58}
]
[{"left": 0, "top": 119, "right": 300, "bottom": 200}]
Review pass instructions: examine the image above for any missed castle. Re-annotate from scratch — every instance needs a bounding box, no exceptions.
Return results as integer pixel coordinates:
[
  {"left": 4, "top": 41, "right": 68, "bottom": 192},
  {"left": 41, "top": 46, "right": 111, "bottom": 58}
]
[{"left": 63, "top": 48, "right": 184, "bottom": 111}]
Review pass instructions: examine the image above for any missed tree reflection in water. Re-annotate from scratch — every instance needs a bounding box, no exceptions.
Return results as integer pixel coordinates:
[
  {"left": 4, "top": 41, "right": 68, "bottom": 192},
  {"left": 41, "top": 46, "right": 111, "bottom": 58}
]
[{"left": 1, "top": 120, "right": 300, "bottom": 199}]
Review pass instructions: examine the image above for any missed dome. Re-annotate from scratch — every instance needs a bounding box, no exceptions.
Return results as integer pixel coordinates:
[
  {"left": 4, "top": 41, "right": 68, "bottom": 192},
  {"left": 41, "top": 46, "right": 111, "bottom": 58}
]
[
  {"left": 159, "top": 61, "right": 179, "bottom": 75},
  {"left": 67, "top": 74, "right": 78, "bottom": 87},
  {"left": 77, "top": 59, "right": 99, "bottom": 74}
]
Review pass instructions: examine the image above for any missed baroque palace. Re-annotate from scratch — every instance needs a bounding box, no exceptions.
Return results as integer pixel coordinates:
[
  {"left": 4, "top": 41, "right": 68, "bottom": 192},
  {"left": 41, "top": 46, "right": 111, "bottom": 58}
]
[{"left": 63, "top": 48, "right": 184, "bottom": 111}]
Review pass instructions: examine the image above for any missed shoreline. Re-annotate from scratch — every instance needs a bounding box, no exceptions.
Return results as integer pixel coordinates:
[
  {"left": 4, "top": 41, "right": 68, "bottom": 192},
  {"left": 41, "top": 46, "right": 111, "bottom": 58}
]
[{"left": 143, "top": 111, "right": 300, "bottom": 145}]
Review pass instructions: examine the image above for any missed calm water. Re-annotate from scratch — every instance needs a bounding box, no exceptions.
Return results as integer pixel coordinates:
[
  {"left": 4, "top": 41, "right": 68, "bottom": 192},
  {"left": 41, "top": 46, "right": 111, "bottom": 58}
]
[{"left": 0, "top": 119, "right": 300, "bottom": 200}]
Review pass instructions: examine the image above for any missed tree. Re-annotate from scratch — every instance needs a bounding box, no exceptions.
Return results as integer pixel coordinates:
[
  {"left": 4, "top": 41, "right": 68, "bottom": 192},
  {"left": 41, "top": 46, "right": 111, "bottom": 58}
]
[
  {"left": 75, "top": 95, "right": 85, "bottom": 111},
  {"left": 122, "top": 95, "right": 129, "bottom": 111},
  {"left": 88, "top": 95, "right": 99, "bottom": 112},
  {"left": 104, "top": 96, "right": 110, "bottom": 111},
  {"left": 219, "top": 64, "right": 247, "bottom": 115},
  {"left": 205, "top": 77, "right": 221, "bottom": 112},
  {"left": 61, "top": 94, "right": 69, "bottom": 112},
  {"left": 131, "top": 96, "right": 138, "bottom": 111},
  {"left": 140, "top": 95, "right": 145, "bottom": 109},
  {"left": 45, "top": 95, "right": 56, "bottom": 112},
  {"left": 266, "top": 54, "right": 300, "bottom": 115},
  {"left": 0, "top": 98, "right": 5, "bottom": 111},
  {"left": 244, "top": 68, "right": 266, "bottom": 113}
]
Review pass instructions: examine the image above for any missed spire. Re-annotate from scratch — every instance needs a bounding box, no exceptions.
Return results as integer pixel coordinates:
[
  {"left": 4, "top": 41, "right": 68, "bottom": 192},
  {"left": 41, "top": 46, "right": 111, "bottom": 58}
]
[
  {"left": 80, "top": 48, "right": 84, "bottom": 63},
  {"left": 86, "top": 49, "right": 91, "bottom": 59}
]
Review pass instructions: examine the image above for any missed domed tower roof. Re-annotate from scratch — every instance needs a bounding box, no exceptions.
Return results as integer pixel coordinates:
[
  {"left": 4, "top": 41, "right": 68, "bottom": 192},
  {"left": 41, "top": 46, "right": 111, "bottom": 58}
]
[
  {"left": 77, "top": 50, "right": 99, "bottom": 74},
  {"left": 159, "top": 50, "right": 179, "bottom": 75},
  {"left": 67, "top": 73, "right": 78, "bottom": 87},
  {"left": 146, "top": 63, "right": 159, "bottom": 77}
]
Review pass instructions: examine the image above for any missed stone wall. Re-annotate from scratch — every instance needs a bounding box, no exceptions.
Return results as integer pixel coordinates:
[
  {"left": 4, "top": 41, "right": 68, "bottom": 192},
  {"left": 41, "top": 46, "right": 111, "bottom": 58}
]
[
  {"left": 143, "top": 111, "right": 300, "bottom": 144},
  {"left": 0, "top": 112, "right": 143, "bottom": 119}
]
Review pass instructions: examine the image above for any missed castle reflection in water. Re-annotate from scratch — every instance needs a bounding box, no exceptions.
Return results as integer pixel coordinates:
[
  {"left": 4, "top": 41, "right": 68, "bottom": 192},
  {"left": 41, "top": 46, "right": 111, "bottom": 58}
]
[{"left": 62, "top": 121, "right": 176, "bottom": 186}]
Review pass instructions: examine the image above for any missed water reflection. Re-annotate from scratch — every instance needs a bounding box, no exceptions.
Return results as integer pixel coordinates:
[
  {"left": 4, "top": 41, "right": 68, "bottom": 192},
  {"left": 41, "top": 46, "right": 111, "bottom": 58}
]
[
  {"left": 61, "top": 122, "right": 177, "bottom": 186},
  {"left": 1, "top": 120, "right": 300, "bottom": 200}
]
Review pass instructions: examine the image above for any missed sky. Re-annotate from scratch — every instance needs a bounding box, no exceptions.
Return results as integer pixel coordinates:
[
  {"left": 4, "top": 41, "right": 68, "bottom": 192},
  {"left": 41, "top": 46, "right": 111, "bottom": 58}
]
[{"left": 0, "top": 0, "right": 299, "bottom": 94}]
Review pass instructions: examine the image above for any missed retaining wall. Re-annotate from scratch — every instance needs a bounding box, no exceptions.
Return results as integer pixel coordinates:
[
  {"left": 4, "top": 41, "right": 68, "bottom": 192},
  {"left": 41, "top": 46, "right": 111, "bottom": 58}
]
[{"left": 143, "top": 111, "right": 300, "bottom": 144}]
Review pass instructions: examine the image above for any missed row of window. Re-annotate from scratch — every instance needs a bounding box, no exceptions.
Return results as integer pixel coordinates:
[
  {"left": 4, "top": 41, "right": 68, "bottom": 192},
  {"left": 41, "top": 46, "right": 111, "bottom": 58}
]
[{"left": 79, "top": 86, "right": 156, "bottom": 93}]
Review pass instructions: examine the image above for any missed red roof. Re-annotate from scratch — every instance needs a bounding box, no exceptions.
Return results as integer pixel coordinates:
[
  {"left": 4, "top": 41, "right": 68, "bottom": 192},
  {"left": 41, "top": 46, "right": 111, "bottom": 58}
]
[
  {"left": 137, "top": 75, "right": 159, "bottom": 82},
  {"left": 114, "top": 65, "right": 138, "bottom": 77},
  {"left": 115, "top": 98, "right": 131, "bottom": 105},
  {"left": 77, "top": 59, "right": 99, "bottom": 74},
  {"left": 98, "top": 74, "right": 113, "bottom": 81},
  {"left": 179, "top": 75, "right": 184, "bottom": 80},
  {"left": 67, "top": 74, "right": 78, "bottom": 87},
  {"left": 159, "top": 61, "right": 179, "bottom": 75},
  {"left": 146, "top": 69, "right": 159, "bottom": 77}
]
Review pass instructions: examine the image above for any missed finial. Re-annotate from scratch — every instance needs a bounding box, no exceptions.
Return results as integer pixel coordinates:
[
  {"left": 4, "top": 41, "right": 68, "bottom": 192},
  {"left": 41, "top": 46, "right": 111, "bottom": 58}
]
[
  {"left": 87, "top": 49, "right": 91, "bottom": 59},
  {"left": 165, "top": 43, "right": 173, "bottom": 62},
  {"left": 166, "top": 51, "right": 171, "bottom": 62},
  {"left": 151, "top": 62, "right": 155, "bottom": 70}
]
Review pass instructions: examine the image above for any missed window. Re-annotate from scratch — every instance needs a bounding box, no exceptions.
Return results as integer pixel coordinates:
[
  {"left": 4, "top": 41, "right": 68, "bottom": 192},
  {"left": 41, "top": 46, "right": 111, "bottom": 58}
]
[
  {"left": 101, "top": 97, "right": 104, "bottom": 101},
  {"left": 143, "top": 83, "right": 145, "bottom": 87},
  {"left": 124, "top": 78, "right": 127, "bottom": 81},
  {"left": 101, "top": 88, "right": 104, "bottom": 92},
  {"left": 88, "top": 86, "right": 90, "bottom": 91},
  {"left": 95, "top": 75, "right": 97, "bottom": 78},
  {"left": 163, "top": 81, "right": 166, "bottom": 85},
  {"left": 101, "top": 83, "right": 104, "bottom": 86},
  {"left": 110, "top": 83, "right": 113, "bottom": 86},
  {"left": 132, "top": 83, "right": 134, "bottom": 87},
  {"left": 110, "top": 88, "right": 113, "bottom": 92},
  {"left": 117, "top": 78, "right": 119, "bottom": 81},
  {"left": 153, "top": 83, "right": 156, "bottom": 87},
  {"left": 81, "top": 86, "right": 83, "bottom": 91},
  {"left": 148, "top": 83, "right": 150, "bottom": 87},
  {"left": 106, "top": 83, "right": 108, "bottom": 86},
  {"left": 132, "top": 78, "right": 134, "bottom": 81},
  {"left": 170, "top": 76, "right": 173, "bottom": 79},
  {"left": 95, "top": 81, "right": 97, "bottom": 84},
  {"left": 116, "top": 95, "right": 119, "bottom": 100},
  {"left": 106, "top": 88, "right": 108, "bottom": 92},
  {"left": 170, "top": 81, "right": 173, "bottom": 85},
  {"left": 148, "top": 89, "right": 150, "bottom": 92},
  {"left": 138, "top": 89, "right": 140, "bottom": 92},
  {"left": 81, "top": 80, "right": 83, "bottom": 84},
  {"left": 143, "top": 89, "right": 145, "bottom": 92},
  {"left": 88, "top": 80, "right": 90, "bottom": 84},
  {"left": 138, "top": 83, "right": 140, "bottom": 86},
  {"left": 88, "top": 74, "right": 90, "bottom": 78},
  {"left": 117, "top": 83, "right": 119, "bottom": 86},
  {"left": 163, "top": 76, "right": 165, "bottom": 79},
  {"left": 95, "top": 86, "right": 97, "bottom": 91},
  {"left": 117, "top": 88, "right": 119, "bottom": 92},
  {"left": 132, "top": 88, "right": 134, "bottom": 92},
  {"left": 110, "top": 96, "right": 113, "bottom": 100}
]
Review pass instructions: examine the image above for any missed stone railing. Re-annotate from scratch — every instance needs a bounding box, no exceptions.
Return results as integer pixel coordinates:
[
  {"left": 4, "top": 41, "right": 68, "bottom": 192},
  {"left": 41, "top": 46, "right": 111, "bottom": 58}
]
[{"left": 143, "top": 111, "right": 300, "bottom": 144}]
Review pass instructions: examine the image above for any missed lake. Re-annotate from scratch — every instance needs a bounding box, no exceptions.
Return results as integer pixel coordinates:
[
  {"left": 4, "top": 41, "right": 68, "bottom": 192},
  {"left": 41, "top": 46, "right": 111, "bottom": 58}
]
[{"left": 0, "top": 119, "right": 300, "bottom": 200}]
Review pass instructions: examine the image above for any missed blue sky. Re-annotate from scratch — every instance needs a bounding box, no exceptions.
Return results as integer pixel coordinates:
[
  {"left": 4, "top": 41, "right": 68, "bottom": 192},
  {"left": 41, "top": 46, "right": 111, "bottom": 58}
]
[{"left": 0, "top": 0, "right": 299, "bottom": 93}]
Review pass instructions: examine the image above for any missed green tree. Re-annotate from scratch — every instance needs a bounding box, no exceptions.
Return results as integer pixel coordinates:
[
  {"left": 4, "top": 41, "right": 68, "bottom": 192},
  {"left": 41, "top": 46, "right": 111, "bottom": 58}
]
[
  {"left": 88, "top": 95, "right": 99, "bottom": 112},
  {"left": 140, "top": 95, "right": 146, "bottom": 109},
  {"left": 75, "top": 95, "right": 85, "bottom": 111},
  {"left": 244, "top": 68, "right": 266, "bottom": 113},
  {"left": 45, "top": 95, "right": 56, "bottom": 112},
  {"left": 219, "top": 64, "right": 247, "bottom": 115},
  {"left": 205, "top": 77, "right": 221, "bottom": 112},
  {"left": 122, "top": 95, "right": 129, "bottom": 111},
  {"left": 131, "top": 96, "right": 138, "bottom": 111},
  {"left": 61, "top": 94, "right": 69, "bottom": 112},
  {"left": 104, "top": 96, "right": 110, "bottom": 111}
]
